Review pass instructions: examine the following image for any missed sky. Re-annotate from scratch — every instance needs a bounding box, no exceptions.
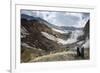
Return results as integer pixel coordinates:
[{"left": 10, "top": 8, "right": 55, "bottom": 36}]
[{"left": 21, "top": 10, "right": 90, "bottom": 28}]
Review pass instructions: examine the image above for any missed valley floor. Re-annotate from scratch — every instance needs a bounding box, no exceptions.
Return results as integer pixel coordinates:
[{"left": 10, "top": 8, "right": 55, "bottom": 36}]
[{"left": 29, "top": 49, "right": 89, "bottom": 62}]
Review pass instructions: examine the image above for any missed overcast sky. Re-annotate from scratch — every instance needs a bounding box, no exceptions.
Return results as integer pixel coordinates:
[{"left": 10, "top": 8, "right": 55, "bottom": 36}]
[{"left": 21, "top": 10, "right": 90, "bottom": 28}]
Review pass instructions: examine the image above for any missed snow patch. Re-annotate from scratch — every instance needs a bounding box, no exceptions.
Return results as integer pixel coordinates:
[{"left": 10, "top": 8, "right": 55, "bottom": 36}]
[
  {"left": 83, "top": 40, "right": 89, "bottom": 48},
  {"left": 22, "top": 43, "right": 33, "bottom": 48},
  {"left": 21, "top": 27, "right": 29, "bottom": 38},
  {"left": 41, "top": 32, "right": 56, "bottom": 41},
  {"left": 57, "top": 38, "right": 76, "bottom": 45},
  {"left": 52, "top": 28, "right": 68, "bottom": 34}
]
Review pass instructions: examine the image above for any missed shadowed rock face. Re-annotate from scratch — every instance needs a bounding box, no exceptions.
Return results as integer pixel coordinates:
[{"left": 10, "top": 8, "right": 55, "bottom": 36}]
[
  {"left": 83, "top": 20, "right": 89, "bottom": 39},
  {"left": 77, "top": 20, "right": 89, "bottom": 42}
]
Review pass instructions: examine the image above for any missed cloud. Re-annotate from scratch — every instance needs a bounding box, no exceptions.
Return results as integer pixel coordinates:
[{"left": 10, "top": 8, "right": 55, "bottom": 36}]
[{"left": 21, "top": 10, "right": 90, "bottom": 28}]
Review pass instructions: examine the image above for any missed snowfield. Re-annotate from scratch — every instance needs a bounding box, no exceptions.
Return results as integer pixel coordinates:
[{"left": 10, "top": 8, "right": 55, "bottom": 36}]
[{"left": 52, "top": 28, "right": 69, "bottom": 34}]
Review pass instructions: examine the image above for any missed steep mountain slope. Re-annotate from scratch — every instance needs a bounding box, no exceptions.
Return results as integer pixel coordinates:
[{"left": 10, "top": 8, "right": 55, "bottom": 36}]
[{"left": 21, "top": 19, "right": 62, "bottom": 52}]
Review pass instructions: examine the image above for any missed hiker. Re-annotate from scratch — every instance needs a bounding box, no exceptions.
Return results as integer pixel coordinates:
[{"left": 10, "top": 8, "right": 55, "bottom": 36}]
[
  {"left": 77, "top": 47, "right": 81, "bottom": 56},
  {"left": 81, "top": 47, "right": 84, "bottom": 58},
  {"left": 76, "top": 46, "right": 85, "bottom": 58}
]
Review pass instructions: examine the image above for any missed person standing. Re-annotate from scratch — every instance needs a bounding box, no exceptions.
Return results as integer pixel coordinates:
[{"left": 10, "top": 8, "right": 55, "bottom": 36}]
[
  {"left": 81, "top": 47, "right": 84, "bottom": 58},
  {"left": 77, "top": 47, "right": 81, "bottom": 56}
]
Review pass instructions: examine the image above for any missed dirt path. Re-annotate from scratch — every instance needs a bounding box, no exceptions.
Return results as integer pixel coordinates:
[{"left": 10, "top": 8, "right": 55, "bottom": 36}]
[{"left": 30, "top": 51, "right": 77, "bottom": 62}]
